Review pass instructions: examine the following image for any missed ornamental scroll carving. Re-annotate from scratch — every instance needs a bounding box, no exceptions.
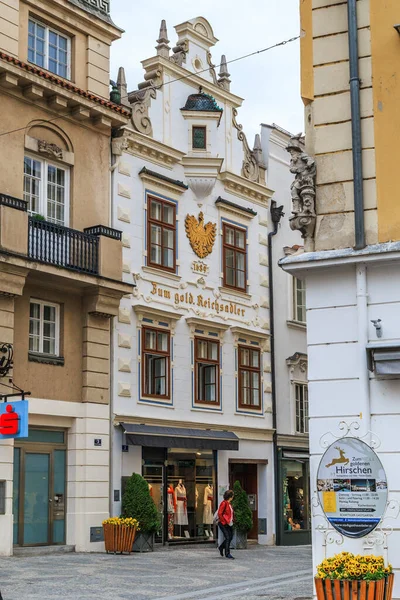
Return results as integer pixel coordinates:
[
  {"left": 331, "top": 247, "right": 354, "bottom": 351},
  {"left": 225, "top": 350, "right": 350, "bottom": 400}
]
[
  {"left": 232, "top": 108, "right": 260, "bottom": 183},
  {"left": 185, "top": 211, "right": 216, "bottom": 259},
  {"left": 128, "top": 88, "right": 157, "bottom": 137},
  {"left": 286, "top": 134, "right": 316, "bottom": 252},
  {"left": 38, "top": 139, "right": 63, "bottom": 159}
]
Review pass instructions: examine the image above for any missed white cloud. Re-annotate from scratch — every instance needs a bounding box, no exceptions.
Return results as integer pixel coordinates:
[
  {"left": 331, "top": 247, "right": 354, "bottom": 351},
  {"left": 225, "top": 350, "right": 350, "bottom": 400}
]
[{"left": 109, "top": 0, "right": 303, "bottom": 141}]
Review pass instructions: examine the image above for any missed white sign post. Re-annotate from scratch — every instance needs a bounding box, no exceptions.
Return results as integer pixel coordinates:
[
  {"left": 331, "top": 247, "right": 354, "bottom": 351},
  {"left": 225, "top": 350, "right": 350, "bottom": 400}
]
[{"left": 317, "top": 437, "right": 388, "bottom": 538}]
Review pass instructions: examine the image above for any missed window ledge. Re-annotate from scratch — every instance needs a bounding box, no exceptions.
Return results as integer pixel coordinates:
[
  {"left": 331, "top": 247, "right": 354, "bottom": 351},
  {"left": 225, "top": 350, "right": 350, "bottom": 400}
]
[
  {"left": 28, "top": 352, "right": 64, "bottom": 366},
  {"left": 191, "top": 406, "right": 222, "bottom": 413},
  {"left": 142, "top": 266, "right": 181, "bottom": 282},
  {"left": 139, "top": 398, "right": 174, "bottom": 408},
  {"left": 286, "top": 320, "right": 306, "bottom": 331},
  {"left": 219, "top": 286, "right": 251, "bottom": 301},
  {"left": 235, "top": 409, "right": 264, "bottom": 417}
]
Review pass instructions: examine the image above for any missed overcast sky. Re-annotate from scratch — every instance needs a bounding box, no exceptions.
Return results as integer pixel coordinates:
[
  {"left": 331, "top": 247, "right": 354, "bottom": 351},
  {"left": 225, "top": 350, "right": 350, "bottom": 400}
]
[{"left": 109, "top": 0, "right": 304, "bottom": 142}]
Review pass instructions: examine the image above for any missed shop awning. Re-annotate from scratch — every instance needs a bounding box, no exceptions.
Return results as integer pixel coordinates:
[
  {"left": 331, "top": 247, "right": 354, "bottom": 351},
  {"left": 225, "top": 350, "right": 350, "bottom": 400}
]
[{"left": 121, "top": 423, "right": 239, "bottom": 451}]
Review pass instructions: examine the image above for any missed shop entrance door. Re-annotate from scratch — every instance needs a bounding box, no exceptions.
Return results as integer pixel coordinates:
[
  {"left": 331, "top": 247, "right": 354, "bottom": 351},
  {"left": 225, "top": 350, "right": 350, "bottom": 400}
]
[
  {"left": 229, "top": 462, "right": 258, "bottom": 539},
  {"left": 13, "top": 430, "right": 66, "bottom": 547}
]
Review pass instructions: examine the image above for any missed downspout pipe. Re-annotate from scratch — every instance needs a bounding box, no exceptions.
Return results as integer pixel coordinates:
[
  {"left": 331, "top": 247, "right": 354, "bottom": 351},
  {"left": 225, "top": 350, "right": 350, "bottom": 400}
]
[
  {"left": 347, "top": 0, "right": 365, "bottom": 250},
  {"left": 268, "top": 200, "right": 284, "bottom": 544}
]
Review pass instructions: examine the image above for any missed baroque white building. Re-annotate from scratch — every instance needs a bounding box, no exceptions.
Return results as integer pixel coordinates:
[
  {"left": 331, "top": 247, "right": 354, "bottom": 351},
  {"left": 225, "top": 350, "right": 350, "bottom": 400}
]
[{"left": 110, "top": 16, "right": 276, "bottom": 546}]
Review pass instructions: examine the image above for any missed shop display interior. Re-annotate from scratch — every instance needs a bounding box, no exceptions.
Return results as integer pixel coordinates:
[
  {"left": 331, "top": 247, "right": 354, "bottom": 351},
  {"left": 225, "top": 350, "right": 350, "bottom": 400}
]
[
  {"left": 282, "top": 459, "right": 309, "bottom": 532},
  {"left": 142, "top": 448, "right": 216, "bottom": 543}
]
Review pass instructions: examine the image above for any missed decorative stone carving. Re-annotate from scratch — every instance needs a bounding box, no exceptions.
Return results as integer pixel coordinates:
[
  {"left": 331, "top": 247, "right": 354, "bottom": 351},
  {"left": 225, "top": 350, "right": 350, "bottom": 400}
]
[
  {"left": 156, "top": 20, "right": 170, "bottom": 58},
  {"left": 286, "top": 134, "right": 316, "bottom": 252},
  {"left": 170, "top": 40, "right": 188, "bottom": 66},
  {"left": 232, "top": 109, "right": 263, "bottom": 183},
  {"left": 37, "top": 139, "right": 63, "bottom": 159},
  {"left": 128, "top": 88, "right": 157, "bottom": 137},
  {"left": 286, "top": 351, "right": 308, "bottom": 381},
  {"left": 185, "top": 212, "right": 216, "bottom": 258},
  {"left": 111, "top": 133, "right": 129, "bottom": 156},
  {"left": 218, "top": 55, "right": 231, "bottom": 91}
]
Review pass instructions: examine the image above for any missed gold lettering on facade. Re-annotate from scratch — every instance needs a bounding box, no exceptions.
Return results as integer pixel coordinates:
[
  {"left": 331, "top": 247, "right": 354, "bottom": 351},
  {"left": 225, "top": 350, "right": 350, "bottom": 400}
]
[
  {"left": 185, "top": 212, "right": 216, "bottom": 258},
  {"left": 151, "top": 283, "right": 170, "bottom": 299},
  {"left": 150, "top": 283, "right": 246, "bottom": 318}
]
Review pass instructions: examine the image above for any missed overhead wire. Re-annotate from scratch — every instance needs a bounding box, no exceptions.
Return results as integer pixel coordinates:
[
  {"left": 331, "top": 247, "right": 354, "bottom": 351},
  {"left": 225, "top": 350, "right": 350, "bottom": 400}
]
[{"left": 0, "top": 34, "right": 300, "bottom": 139}]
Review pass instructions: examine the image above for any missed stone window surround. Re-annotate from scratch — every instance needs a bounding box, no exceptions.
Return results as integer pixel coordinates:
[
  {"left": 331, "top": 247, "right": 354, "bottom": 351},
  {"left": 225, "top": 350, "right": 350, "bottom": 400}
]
[
  {"left": 237, "top": 344, "right": 262, "bottom": 411},
  {"left": 221, "top": 220, "right": 248, "bottom": 293},
  {"left": 145, "top": 193, "right": 178, "bottom": 275},
  {"left": 286, "top": 352, "right": 308, "bottom": 436}
]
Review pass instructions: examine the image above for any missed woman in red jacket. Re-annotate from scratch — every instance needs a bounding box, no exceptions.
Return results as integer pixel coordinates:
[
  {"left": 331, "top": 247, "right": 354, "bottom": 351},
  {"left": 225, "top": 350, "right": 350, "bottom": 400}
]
[{"left": 217, "top": 489, "right": 235, "bottom": 559}]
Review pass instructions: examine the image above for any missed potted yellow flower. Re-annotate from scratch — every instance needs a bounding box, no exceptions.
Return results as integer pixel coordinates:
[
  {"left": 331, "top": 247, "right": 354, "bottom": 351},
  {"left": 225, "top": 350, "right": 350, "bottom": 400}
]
[
  {"left": 315, "top": 552, "right": 394, "bottom": 600},
  {"left": 102, "top": 516, "right": 139, "bottom": 554}
]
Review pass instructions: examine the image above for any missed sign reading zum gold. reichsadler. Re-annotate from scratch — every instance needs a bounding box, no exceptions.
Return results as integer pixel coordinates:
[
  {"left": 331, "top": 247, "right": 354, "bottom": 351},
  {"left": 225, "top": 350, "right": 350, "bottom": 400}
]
[{"left": 317, "top": 437, "right": 388, "bottom": 538}]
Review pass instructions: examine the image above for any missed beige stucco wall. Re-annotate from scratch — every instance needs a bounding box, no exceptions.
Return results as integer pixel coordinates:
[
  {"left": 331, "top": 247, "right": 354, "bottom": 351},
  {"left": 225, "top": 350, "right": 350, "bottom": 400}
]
[
  {"left": 301, "top": 0, "right": 377, "bottom": 251},
  {"left": 13, "top": 283, "right": 83, "bottom": 402},
  {"left": 0, "top": 92, "right": 110, "bottom": 229}
]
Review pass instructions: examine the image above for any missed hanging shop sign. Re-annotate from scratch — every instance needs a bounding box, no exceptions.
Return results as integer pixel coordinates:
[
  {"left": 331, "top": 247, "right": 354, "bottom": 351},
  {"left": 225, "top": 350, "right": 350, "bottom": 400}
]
[
  {"left": 317, "top": 437, "right": 388, "bottom": 538},
  {"left": 0, "top": 401, "right": 29, "bottom": 439}
]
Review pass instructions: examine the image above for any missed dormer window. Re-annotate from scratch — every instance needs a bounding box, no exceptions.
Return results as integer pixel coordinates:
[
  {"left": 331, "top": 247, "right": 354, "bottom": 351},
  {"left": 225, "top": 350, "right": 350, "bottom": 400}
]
[
  {"left": 28, "top": 18, "right": 71, "bottom": 79},
  {"left": 192, "top": 126, "right": 206, "bottom": 150}
]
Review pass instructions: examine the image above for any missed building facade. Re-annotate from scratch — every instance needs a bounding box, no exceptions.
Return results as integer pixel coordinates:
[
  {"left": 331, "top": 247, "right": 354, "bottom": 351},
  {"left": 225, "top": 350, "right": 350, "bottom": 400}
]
[
  {"left": 281, "top": 0, "right": 400, "bottom": 592},
  {"left": 110, "top": 17, "right": 277, "bottom": 545},
  {"left": 261, "top": 124, "right": 309, "bottom": 546},
  {"left": 0, "top": 0, "right": 130, "bottom": 554}
]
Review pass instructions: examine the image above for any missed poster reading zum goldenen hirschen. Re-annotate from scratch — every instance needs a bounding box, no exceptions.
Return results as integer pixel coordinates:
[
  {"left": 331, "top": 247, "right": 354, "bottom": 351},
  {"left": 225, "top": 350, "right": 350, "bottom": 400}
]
[{"left": 317, "top": 437, "right": 388, "bottom": 538}]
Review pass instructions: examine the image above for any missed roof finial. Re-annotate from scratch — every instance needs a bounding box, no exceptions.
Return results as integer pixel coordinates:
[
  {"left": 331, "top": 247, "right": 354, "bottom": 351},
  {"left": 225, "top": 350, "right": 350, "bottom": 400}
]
[
  {"left": 253, "top": 134, "right": 263, "bottom": 164},
  {"left": 218, "top": 55, "right": 231, "bottom": 91},
  {"left": 117, "top": 67, "right": 129, "bottom": 107},
  {"left": 156, "top": 19, "right": 170, "bottom": 58}
]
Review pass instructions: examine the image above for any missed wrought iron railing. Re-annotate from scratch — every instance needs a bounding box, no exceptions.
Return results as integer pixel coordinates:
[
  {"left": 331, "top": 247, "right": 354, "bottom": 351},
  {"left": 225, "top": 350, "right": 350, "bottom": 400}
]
[{"left": 28, "top": 218, "right": 99, "bottom": 275}]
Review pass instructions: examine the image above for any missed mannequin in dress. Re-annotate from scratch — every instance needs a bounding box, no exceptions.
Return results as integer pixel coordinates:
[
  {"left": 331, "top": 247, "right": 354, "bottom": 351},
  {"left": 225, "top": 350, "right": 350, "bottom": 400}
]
[
  {"left": 203, "top": 483, "right": 214, "bottom": 536},
  {"left": 167, "top": 484, "right": 176, "bottom": 539},
  {"left": 175, "top": 479, "right": 188, "bottom": 528}
]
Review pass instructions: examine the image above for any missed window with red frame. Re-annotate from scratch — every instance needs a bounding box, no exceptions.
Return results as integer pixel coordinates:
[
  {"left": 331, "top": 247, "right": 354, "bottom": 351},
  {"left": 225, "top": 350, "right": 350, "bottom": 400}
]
[
  {"left": 238, "top": 346, "right": 261, "bottom": 409},
  {"left": 142, "top": 327, "right": 170, "bottom": 399},
  {"left": 222, "top": 223, "right": 247, "bottom": 291},
  {"left": 147, "top": 197, "right": 176, "bottom": 271},
  {"left": 195, "top": 338, "right": 220, "bottom": 405}
]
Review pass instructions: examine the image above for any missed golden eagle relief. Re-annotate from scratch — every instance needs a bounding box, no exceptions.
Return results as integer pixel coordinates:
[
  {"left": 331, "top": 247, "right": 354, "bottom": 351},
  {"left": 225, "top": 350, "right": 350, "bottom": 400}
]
[{"left": 185, "top": 211, "right": 216, "bottom": 259}]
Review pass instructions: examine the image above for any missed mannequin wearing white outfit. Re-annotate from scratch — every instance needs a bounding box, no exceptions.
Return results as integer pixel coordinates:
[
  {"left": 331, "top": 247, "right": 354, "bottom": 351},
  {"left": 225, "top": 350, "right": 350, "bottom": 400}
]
[
  {"left": 175, "top": 480, "right": 188, "bottom": 526},
  {"left": 203, "top": 484, "right": 213, "bottom": 536}
]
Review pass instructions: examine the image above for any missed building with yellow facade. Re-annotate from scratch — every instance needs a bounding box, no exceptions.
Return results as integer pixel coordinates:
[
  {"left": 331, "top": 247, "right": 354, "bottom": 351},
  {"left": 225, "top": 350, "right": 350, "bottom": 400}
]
[
  {"left": 281, "top": 0, "right": 400, "bottom": 593},
  {"left": 0, "top": 0, "right": 131, "bottom": 554}
]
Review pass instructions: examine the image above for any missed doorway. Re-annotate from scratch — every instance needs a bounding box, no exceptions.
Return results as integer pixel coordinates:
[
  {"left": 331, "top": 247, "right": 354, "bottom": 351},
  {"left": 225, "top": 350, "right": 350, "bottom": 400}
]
[
  {"left": 229, "top": 462, "right": 258, "bottom": 539},
  {"left": 13, "top": 429, "right": 66, "bottom": 546}
]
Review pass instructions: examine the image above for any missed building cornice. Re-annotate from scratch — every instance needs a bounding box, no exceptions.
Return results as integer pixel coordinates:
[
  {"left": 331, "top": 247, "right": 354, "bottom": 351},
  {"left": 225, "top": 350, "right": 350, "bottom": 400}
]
[
  {"left": 276, "top": 434, "right": 309, "bottom": 450},
  {"left": 25, "top": 0, "right": 122, "bottom": 40},
  {"left": 139, "top": 167, "right": 188, "bottom": 196},
  {"left": 180, "top": 110, "right": 222, "bottom": 121},
  {"left": 140, "top": 55, "right": 244, "bottom": 108},
  {"left": 218, "top": 171, "right": 273, "bottom": 207},
  {"left": 122, "top": 128, "right": 186, "bottom": 169},
  {"left": 215, "top": 197, "right": 257, "bottom": 220},
  {"left": 280, "top": 240, "right": 400, "bottom": 275},
  {"left": 0, "top": 54, "right": 129, "bottom": 129},
  {"left": 133, "top": 304, "right": 184, "bottom": 322}
]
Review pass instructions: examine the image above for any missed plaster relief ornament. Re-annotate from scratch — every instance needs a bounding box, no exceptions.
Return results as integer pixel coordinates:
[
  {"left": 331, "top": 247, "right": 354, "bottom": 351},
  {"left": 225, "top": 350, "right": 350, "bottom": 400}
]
[
  {"left": 37, "top": 139, "right": 63, "bottom": 159},
  {"left": 286, "top": 134, "right": 317, "bottom": 252},
  {"left": 185, "top": 212, "right": 216, "bottom": 258}
]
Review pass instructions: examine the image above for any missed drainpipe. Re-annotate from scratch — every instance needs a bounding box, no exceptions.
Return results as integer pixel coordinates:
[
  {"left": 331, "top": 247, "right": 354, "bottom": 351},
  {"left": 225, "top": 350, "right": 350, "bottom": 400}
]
[
  {"left": 347, "top": 0, "right": 365, "bottom": 250},
  {"left": 268, "top": 200, "right": 284, "bottom": 544}
]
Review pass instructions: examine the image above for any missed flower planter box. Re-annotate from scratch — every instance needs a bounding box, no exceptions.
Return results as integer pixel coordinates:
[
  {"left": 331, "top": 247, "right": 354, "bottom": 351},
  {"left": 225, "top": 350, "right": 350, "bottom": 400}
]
[
  {"left": 315, "top": 575, "right": 394, "bottom": 600},
  {"left": 132, "top": 531, "right": 155, "bottom": 553},
  {"left": 103, "top": 524, "right": 137, "bottom": 554}
]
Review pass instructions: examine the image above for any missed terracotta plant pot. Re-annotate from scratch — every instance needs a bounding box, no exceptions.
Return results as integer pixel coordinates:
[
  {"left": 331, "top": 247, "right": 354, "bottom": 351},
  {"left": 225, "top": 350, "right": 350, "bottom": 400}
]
[
  {"left": 103, "top": 523, "right": 137, "bottom": 554},
  {"left": 315, "top": 574, "right": 394, "bottom": 600}
]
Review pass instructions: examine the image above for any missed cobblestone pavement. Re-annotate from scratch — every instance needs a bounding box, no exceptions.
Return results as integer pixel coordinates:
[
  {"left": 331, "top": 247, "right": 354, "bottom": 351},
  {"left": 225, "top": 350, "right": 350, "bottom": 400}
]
[{"left": 0, "top": 544, "right": 313, "bottom": 600}]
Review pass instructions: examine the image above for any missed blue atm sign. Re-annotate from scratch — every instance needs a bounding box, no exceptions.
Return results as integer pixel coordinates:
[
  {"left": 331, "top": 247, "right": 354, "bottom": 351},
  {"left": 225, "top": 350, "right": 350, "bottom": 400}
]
[{"left": 0, "top": 401, "right": 28, "bottom": 439}]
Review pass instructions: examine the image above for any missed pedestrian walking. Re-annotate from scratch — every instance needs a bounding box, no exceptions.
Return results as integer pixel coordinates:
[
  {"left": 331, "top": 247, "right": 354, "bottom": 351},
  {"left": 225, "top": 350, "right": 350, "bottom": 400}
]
[{"left": 217, "top": 489, "right": 235, "bottom": 559}]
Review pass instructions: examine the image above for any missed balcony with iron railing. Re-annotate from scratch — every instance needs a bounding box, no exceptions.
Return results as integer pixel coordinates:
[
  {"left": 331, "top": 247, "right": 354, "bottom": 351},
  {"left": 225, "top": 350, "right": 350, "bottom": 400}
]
[{"left": 0, "top": 193, "right": 122, "bottom": 281}]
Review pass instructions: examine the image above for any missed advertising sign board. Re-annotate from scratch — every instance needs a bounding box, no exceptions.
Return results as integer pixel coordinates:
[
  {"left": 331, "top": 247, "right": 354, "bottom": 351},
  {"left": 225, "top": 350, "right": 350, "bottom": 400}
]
[
  {"left": 0, "top": 401, "right": 29, "bottom": 439},
  {"left": 317, "top": 437, "right": 388, "bottom": 538}
]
